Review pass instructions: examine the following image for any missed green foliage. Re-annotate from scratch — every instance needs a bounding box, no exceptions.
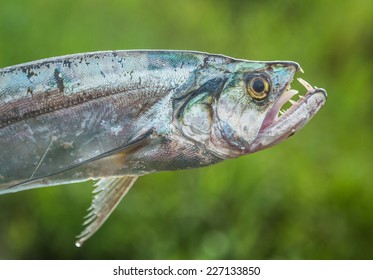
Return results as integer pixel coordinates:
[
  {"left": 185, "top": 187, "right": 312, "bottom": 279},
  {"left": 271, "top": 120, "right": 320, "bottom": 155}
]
[{"left": 0, "top": 0, "right": 372, "bottom": 259}]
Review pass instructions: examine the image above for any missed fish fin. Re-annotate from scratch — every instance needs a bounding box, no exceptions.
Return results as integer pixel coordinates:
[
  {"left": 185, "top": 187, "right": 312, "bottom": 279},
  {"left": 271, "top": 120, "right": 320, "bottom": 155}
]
[
  {"left": 1, "top": 129, "right": 155, "bottom": 194},
  {"left": 75, "top": 175, "right": 138, "bottom": 247}
]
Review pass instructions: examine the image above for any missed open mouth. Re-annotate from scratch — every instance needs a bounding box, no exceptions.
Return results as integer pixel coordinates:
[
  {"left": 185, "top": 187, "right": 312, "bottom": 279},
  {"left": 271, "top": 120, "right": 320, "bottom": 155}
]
[
  {"left": 251, "top": 76, "right": 327, "bottom": 152},
  {"left": 261, "top": 78, "right": 327, "bottom": 130}
]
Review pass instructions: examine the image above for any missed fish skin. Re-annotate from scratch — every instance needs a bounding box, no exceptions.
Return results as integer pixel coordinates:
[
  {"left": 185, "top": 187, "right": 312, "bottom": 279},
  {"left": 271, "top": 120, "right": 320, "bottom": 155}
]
[
  {"left": 0, "top": 50, "right": 327, "bottom": 244},
  {"left": 0, "top": 51, "right": 221, "bottom": 189},
  {"left": 0, "top": 50, "right": 302, "bottom": 190}
]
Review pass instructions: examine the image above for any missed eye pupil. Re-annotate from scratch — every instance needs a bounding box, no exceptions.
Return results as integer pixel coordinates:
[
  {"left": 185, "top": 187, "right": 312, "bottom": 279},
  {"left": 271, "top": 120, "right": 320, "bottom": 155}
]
[{"left": 252, "top": 78, "right": 265, "bottom": 93}]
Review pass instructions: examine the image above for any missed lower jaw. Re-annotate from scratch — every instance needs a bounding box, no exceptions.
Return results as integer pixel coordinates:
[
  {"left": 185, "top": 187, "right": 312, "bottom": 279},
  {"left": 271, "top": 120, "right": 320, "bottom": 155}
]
[{"left": 248, "top": 89, "right": 327, "bottom": 153}]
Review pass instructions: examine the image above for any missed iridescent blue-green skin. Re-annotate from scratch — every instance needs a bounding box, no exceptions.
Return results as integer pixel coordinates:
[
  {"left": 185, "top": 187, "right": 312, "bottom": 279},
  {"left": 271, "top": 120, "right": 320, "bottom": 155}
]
[{"left": 0, "top": 51, "right": 299, "bottom": 192}]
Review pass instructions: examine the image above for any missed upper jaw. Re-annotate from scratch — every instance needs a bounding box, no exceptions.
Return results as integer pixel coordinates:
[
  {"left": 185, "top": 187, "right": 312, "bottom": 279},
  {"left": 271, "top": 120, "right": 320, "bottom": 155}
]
[{"left": 249, "top": 77, "right": 327, "bottom": 152}]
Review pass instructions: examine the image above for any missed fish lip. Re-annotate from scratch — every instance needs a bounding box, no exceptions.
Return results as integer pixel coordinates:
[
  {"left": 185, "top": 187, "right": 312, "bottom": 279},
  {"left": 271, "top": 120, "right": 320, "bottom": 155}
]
[{"left": 250, "top": 77, "right": 327, "bottom": 152}]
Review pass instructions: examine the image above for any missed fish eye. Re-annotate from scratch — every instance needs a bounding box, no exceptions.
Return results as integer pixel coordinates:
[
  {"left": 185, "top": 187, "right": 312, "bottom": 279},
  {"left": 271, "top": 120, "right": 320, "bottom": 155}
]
[{"left": 247, "top": 76, "right": 270, "bottom": 100}]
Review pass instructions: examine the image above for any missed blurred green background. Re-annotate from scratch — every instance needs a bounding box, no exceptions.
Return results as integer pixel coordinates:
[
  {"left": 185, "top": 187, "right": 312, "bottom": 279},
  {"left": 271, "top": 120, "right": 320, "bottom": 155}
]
[{"left": 0, "top": 0, "right": 372, "bottom": 259}]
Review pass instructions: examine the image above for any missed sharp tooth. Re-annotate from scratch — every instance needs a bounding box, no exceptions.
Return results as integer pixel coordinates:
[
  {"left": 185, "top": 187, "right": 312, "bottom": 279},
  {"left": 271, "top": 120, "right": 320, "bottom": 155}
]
[
  {"left": 297, "top": 77, "right": 315, "bottom": 94},
  {"left": 289, "top": 100, "right": 296, "bottom": 105},
  {"left": 297, "top": 78, "right": 313, "bottom": 90},
  {"left": 280, "top": 110, "right": 285, "bottom": 115}
]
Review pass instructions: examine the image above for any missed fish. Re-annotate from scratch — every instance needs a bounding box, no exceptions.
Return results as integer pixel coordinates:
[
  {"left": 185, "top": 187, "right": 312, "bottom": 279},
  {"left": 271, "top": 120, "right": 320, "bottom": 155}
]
[{"left": 0, "top": 50, "right": 327, "bottom": 246}]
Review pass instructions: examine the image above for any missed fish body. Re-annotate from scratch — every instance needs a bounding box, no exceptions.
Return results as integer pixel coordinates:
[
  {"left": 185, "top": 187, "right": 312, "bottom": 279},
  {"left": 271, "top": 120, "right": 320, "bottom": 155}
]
[{"left": 0, "top": 50, "right": 327, "bottom": 245}]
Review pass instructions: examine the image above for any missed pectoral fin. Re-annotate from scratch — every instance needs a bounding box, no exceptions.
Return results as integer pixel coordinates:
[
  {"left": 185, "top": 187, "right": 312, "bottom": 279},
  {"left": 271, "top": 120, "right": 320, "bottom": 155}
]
[
  {"left": 1, "top": 129, "right": 155, "bottom": 194},
  {"left": 75, "top": 175, "right": 138, "bottom": 247}
]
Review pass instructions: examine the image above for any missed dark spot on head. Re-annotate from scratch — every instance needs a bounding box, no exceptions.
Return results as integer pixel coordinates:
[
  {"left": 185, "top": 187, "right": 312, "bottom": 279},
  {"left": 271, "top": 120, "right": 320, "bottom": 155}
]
[
  {"left": 21, "top": 67, "right": 38, "bottom": 80},
  {"left": 175, "top": 77, "right": 227, "bottom": 119},
  {"left": 63, "top": 59, "right": 72, "bottom": 68},
  {"left": 54, "top": 68, "right": 64, "bottom": 93},
  {"left": 203, "top": 57, "right": 209, "bottom": 67},
  {"left": 26, "top": 71, "right": 36, "bottom": 79},
  {"left": 27, "top": 87, "right": 34, "bottom": 97}
]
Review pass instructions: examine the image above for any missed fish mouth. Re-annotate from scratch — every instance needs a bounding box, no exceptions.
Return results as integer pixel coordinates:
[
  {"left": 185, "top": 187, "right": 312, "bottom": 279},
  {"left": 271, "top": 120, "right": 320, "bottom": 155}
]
[{"left": 250, "top": 77, "right": 327, "bottom": 152}]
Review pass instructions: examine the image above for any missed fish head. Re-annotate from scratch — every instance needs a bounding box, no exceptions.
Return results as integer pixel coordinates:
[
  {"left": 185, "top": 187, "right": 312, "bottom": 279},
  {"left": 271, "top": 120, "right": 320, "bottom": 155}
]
[
  {"left": 213, "top": 61, "right": 327, "bottom": 158},
  {"left": 176, "top": 60, "right": 327, "bottom": 159}
]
